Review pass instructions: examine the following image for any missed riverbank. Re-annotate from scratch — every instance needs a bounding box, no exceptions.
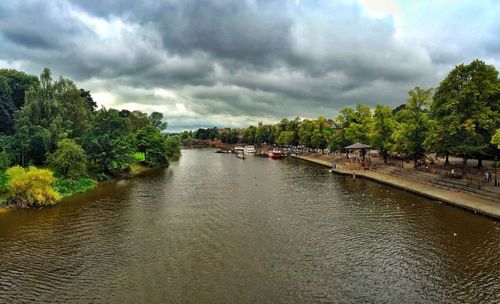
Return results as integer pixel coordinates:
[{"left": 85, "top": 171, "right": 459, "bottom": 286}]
[
  {"left": 292, "top": 154, "right": 500, "bottom": 220},
  {"left": 0, "top": 162, "right": 161, "bottom": 209}
]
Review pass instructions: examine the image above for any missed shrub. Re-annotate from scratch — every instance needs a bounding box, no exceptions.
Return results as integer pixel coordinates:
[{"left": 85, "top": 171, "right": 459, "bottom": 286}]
[
  {"left": 47, "top": 139, "right": 88, "bottom": 179},
  {"left": 0, "top": 151, "right": 9, "bottom": 194},
  {"left": 6, "top": 166, "right": 61, "bottom": 207},
  {"left": 54, "top": 178, "right": 97, "bottom": 197}
]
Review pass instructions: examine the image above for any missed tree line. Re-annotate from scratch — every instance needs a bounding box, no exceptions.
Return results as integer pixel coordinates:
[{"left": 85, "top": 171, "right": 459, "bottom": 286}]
[
  {"left": 0, "top": 67, "right": 180, "bottom": 207},
  {"left": 186, "top": 60, "right": 500, "bottom": 168}
]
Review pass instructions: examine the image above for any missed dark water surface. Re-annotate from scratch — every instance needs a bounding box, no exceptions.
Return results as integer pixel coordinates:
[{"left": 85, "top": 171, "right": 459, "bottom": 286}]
[{"left": 1, "top": 149, "right": 498, "bottom": 303}]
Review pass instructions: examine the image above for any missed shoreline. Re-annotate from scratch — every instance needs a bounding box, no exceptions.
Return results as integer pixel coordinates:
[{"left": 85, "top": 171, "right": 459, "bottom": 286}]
[
  {"left": 0, "top": 163, "right": 162, "bottom": 210},
  {"left": 291, "top": 154, "right": 500, "bottom": 220}
]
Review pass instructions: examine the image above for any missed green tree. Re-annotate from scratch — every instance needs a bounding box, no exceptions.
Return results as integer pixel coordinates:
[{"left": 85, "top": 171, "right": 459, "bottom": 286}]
[
  {"left": 393, "top": 87, "right": 432, "bottom": 168},
  {"left": 492, "top": 129, "right": 500, "bottom": 145},
  {"left": 0, "top": 69, "right": 38, "bottom": 134},
  {"left": 165, "top": 136, "right": 181, "bottom": 158},
  {"left": 83, "top": 108, "right": 134, "bottom": 174},
  {"left": 344, "top": 104, "right": 372, "bottom": 144},
  {"left": 0, "top": 151, "right": 9, "bottom": 194},
  {"left": 0, "top": 76, "right": 14, "bottom": 134},
  {"left": 54, "top": 77, "right": 93, "bottom": 139},
  {"left": 149, "top": 112, "right": 168, "bottom": 131},
  {"left": 242, "top": 126, "right": 256, "bottom": 144},
  {"left": 48, "top": 139, "right": 88, "bottom": 178},
  {"left": 370, "top": 105, "right": 395, "bottom": 164},
  {"left": 429, "top": 60, "right": 500, "bottom": 167},
  {"left": 136, "top": 125, "right": 170, "bottom": 167},
  {"left": 298, "top": 119, "right": 315, "bottom": 148},
  {"left": 15, "top": 68, "right": 67, "bottom": 165},
  {"left": 128, "top": 110, "right": 150, "bottom": 132},
  {"left": 277, "top": 131, "right": 296, "bottom": 146}
]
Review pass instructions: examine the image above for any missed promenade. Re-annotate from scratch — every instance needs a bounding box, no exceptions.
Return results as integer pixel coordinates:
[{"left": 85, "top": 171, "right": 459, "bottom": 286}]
[{"left": 292, "top": 154, "right": 500, "bottom": 220}]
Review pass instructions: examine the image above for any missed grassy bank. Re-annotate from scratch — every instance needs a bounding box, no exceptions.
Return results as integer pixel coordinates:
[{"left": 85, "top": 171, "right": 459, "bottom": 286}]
[{"left": 54, "top": 178, "right": 97, "bottom": 197}]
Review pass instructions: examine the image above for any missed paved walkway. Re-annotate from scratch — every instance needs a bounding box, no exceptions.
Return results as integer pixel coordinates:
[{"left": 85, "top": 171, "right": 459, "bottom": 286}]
[{"left": 292, "top": 154, "right": 500, "bottom": 220}]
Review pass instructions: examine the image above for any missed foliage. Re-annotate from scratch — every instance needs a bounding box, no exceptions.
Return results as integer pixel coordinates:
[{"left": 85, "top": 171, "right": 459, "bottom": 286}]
[
  {"left": 165, "top": 136, "right": 181, "bottom": 158},
  {"left": 6, "top": 166, "right": 61, "bottom": 207},
  {"left": 0, "top": 69, "right": 38, "bottom": 134},
  {"left": 428, "top": 60, "right": 500, "bottom": 165},
  {"left": 369, "top": 105, "right": 395, "bottom": 163},
  {"left": 48, "top": 139, "right": 88, "bottom": 178},
  {"left": 136, "top": 125, "right": 170, "bottom": 167},
  {"left": 53, "top": 177, "right": 97, "bottom": 197},
  {"left": 219, "top": 129, "right": 239, "bottom": 143},
  {"left": 393, "top": 87, "right": 432, "bottom": 166},
  {"left": 0, "top": 152, "right": 9, "bottom": 194},
  {"left": 344, "top": 104, "right": 372, "bottom": 144},
  {"left": 133, "top": 152, "right": 145, "bottom": 161},
  {"left": 193, "top": 127, "right": 217, "bottom": 140},
  {"left": 492, "top": 129, "right": 500, "bottom": 146},
  {"left": 277, "top": 131, "right": 297, "bottom": 146},
  {"left": 15, "top": 68, "right": 67, "bottom": 165},
  {"left": 83, "top": 108, "right": 135, "bottom": 174}
]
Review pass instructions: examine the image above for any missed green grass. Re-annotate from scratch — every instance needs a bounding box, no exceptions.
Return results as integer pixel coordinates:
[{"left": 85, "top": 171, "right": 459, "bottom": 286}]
[
  {"left": 54, "top": 178, "right": 97, "bottom": 197},
  {"left": 133, "top": 152, "right": 145, "bottom": 162}
]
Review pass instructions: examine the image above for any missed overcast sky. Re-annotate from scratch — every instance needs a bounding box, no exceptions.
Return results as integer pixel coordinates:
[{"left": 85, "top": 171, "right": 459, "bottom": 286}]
[{"left": 1, "top": 0, "right": 499, "bottom": 131}]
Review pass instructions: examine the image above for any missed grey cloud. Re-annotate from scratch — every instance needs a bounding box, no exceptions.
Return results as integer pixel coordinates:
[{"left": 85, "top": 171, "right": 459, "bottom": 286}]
[{"left": 0, "top": 0, "right": 498, "bottom": 130}]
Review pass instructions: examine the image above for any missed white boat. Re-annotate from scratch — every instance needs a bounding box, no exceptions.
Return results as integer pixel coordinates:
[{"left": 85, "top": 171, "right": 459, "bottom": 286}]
[
  {"left": 233, "top": 146, "right": 245, "bottom": 152},
  {"left": 244, "top": 145, "right": 256, "bottom": 154}
]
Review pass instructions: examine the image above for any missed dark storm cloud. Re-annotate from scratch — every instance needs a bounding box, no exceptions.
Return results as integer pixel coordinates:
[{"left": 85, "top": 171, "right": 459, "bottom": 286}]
[{"left": 0, "top": 0, "right": 499, "bottom": 130}]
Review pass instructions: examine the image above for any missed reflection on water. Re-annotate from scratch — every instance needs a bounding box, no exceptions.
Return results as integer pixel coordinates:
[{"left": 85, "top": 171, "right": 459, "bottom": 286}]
[{"left": 0, "top": 149, "right": 498, "bottom": 303}]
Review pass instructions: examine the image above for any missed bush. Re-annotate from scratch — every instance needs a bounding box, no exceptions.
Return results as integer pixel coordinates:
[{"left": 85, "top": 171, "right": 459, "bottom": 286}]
[
  {"left": 54, "top": 178, "right": 97, "bottom": 197},
  {"left": 47, "top": 139, "right": 88, "bottom": 179},
  {"left": 6, "top": 166, "right": 61, "bottom": 207},
  {"left": 0, "top": 152, "right": 9, "bottom": 194}
]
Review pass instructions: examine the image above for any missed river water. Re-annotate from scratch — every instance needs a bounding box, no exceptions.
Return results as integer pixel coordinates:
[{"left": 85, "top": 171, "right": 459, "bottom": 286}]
[{"left": 0, "top": 149, "right": 498, "bottom": 303}]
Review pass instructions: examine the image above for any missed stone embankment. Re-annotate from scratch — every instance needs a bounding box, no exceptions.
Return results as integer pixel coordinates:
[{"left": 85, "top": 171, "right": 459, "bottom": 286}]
[{"left": 292, "top": 154, "right": 500, "bottom": 220}]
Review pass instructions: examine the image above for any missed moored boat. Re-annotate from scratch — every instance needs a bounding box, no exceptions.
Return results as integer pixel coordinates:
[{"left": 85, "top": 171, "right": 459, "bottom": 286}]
[
  {"left": 268, "top": 149, "right": 282, "bottom": 159},
  {"left": 234, "top": 146, "right": 245, "bottom": 153},
  {"left": 244, "top": 145, "right": 256, "bottom": 154}
]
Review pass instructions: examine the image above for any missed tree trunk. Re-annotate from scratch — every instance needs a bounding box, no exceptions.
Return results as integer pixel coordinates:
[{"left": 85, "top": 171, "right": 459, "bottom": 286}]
[
  {"left": 476, "top": 157, "right": 483, "bottom": 169},
  {"left": 383, "top": 153, "right": 388, "bottom": 165},
  {"left": 462, "top": 156, "right": 467, "bottom": 167},
  {"left": 445, "top": 152, "right": 449, "bottom": 165},
  {"left": 414, "top": 158, "right": 417, "bottom": 168}
]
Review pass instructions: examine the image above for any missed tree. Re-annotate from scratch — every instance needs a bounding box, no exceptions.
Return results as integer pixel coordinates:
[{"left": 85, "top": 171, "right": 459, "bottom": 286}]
[
  {"left": 393, "top": 87, "right": 432, "bottom": 168},
  {"left": 0, "top": 69, "right": 38, "bottom": 134},
  {"left": 165, "top": 136, "right": 181, "bottom": 158},
  {"left": 136, "top": 125, "right": 170, "bottom": 167},
  {"left": 0, "top": 151, "right": 9, "bottom": 194},
  {"left": 492, "top": 129, "right": 500, "bottom": 146},
  {"left": 370, "top": 105, "right": 395, "bottom": 164},
  {"left": 128, "top": 110, "right": 150, "bottom": 132},
  {"left": 429, "top": 60, "right": 500, "bottom": 167},
  {"left": 149, "top": 112, "right": 167, "bottom": 131},
  {"left": 48, "top": 139, "right": 88, "bottom": 178},
  {"left": 6, "top": 166, "right": 61, "bottom": 207},
  {"left": 242, "top": 126, "right": 256, "bottom": 144},
  {"left": 298, "top": 119, "right": 315, "bottom": 149},
  {"left": 277, "top": 131, "right": 296, "bottom": 146},
  {"left": 54, "top": 77, "right": 93, "bottom": 139},
  {"left": 83, "top": 108, "right": 134, "bottom": 174},
  {"left": 0, "top": 76, "right": 14, "bottom": 134},
  {"left": 15, "top": 68, "right": 67, "bottom": 165},
  {"left": 344, "top": 104, "right": 372, "bottom": 144},
  {"left": 79, "top": 89, "right": 97, "bottom": 113}
]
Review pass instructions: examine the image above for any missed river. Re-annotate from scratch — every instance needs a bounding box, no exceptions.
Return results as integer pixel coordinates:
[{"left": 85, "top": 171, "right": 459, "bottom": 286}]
[{"left": 0, "top": 149, "right": 498, "bottom": 303}]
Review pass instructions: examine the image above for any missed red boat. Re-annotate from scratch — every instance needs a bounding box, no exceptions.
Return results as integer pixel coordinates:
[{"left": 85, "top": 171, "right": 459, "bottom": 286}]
[{"left": 268, "top": 149, "right": 282, "bottom": 159}]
